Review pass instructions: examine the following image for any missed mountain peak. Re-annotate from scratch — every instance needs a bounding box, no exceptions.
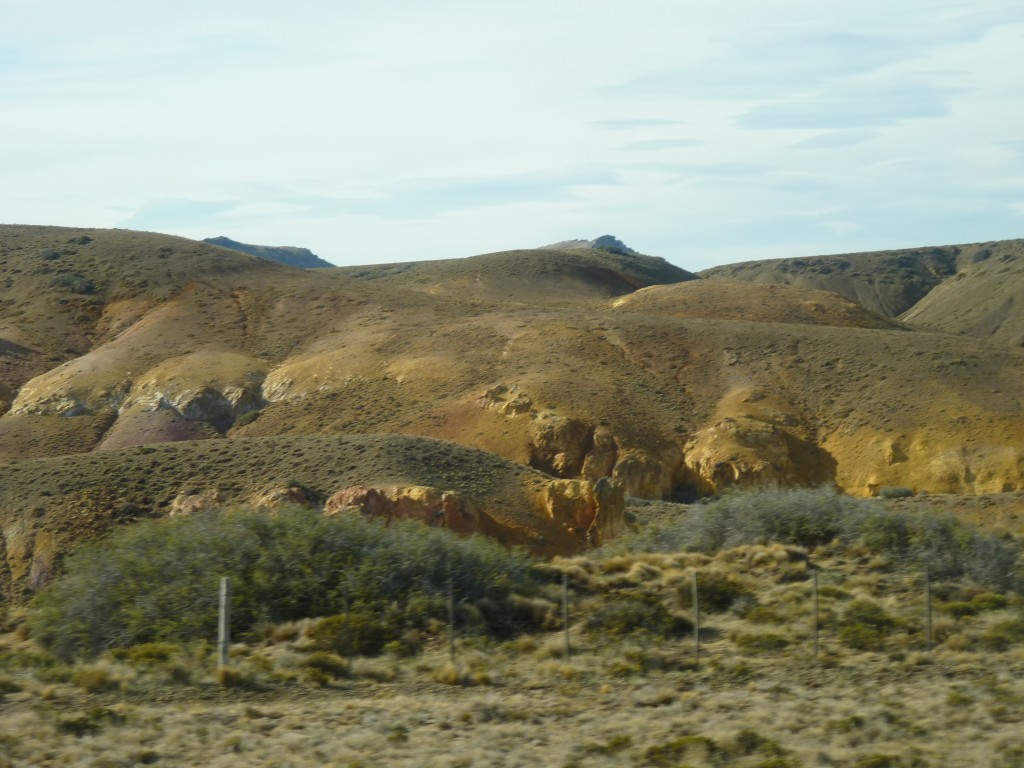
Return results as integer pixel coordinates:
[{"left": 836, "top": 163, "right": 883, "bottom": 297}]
[
  {"left": 545, "top": 235, "right": 638, "bottom": 256},
  {"left": 203, "top": 236, "right": 333, "bottom": 269}
]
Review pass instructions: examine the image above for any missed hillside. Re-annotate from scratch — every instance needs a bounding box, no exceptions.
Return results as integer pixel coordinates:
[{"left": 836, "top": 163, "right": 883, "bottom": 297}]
[
  {"left": 203, "top": 236, "right": 335, "bottom": 269},
  {"left": 699, "top": 243, "right": 960, "bottom": 318},
  {"left": 699, "top": 239, "right": 1024, "bottom": 346},
  {"left": 0, "top": 433, "right": 634, "bottom": 602},
  {"left": 334, "top": 245, "right": 694, "bottom": 304},
  {"left": 4, "top": 225, "right": 1024, "bottom": 600}
]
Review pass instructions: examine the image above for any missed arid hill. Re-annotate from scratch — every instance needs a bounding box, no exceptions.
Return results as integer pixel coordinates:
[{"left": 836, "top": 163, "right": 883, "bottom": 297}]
[
  {"left": 0, "top": 433, "right": 630, "bottom": 602},
  {"left": 700, "top": 239, "right": 1024, "bottom": 345},
  {"left": 3, "top": 224, "right": 1024, "bottom": 596}
]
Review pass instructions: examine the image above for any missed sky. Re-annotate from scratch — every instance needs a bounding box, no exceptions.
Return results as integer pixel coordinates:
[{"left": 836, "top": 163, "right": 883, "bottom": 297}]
[{"left": 2, "top": 1, "right": 1023, "bottom": 271}]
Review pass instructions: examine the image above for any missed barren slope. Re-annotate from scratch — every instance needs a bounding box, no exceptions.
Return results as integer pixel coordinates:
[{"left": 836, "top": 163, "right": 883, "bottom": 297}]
[
  {"left": 5, "top": 226, "right": 1024, "bottom": 599},
  {"left": 334, "top": 247, "right": 695, "bottom": 304},
  {"left": 2, "top": 227, "right": 1023, "bottom": 502},
  {"left": 699, "top": 244, "right": 960, "bottom": 318},
  {"left": 699, "top": 238, "right": 1024, "bottom": 347},
  {"left": 611, "top": 280, "right": 901, "bottom": 330},
  {"left": 900, "top": 239, "right": 1024, "bottom": 346}
]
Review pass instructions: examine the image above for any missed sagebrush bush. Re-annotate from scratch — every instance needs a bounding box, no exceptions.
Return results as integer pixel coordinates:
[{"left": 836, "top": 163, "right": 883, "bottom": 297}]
[
  {"left": 838, "top": 600, "right": 899, "bottom": 651},
  {"left": 307, "top": 612, "right": 392, "bottom": 657},
  {"left": 584, "top": 594, "right": 691, "bottom": 638},
  {"left": 677, "top": 571, "right": 751, "bottom": 613},
  {"left": 606, "top": 487, "right": 1020, "bottom": 590},
  {"left": 30, "top": 506, "right": 537, "bottom": 659}
]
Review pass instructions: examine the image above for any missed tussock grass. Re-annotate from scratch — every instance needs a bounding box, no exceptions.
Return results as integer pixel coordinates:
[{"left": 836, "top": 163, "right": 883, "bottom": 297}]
[{"left": 4, "top": 489, "right": 1024, "bottom": 765}]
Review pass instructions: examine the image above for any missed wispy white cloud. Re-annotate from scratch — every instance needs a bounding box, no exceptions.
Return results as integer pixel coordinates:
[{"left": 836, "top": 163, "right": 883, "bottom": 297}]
[
  {"left": 619, "top": 139, "right": 704, "bottom": 152},
  {"left": 592, "top": 119, "right": 687, "bottom": 130},
  {"left": 736, "top": 80, "right": 958, "bottom": 129}
]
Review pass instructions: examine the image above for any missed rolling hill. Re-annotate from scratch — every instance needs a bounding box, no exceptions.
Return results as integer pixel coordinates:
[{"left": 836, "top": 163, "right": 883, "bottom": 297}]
[
  {"left": 3, "top": 224, "right": 1024, "bottom": 599},
  {"left": 700, "top": 238, "right": 1024, "bottom": 346}
]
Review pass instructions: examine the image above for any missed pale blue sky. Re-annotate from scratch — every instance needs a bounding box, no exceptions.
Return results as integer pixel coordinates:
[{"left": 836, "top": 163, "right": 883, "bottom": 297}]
[{"left": 2, "top": 1, "right": 1022, "bottom": 270}]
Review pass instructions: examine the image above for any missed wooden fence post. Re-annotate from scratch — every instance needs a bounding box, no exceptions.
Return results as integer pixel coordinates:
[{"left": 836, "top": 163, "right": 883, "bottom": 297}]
[
  {"left": 925, "top": 571, "right": 933, "bottom": 653},
  {"left": 562, "top": 572, "right": 571, "bottom": 662},
  {"left": 448, "top": 576, "right": 456, "bottom": 664},
  {"left": 813, "top": 569, "right": 820, "bottom": 659},
  {"left": 217, "top": 577, "right": 231, "bottom": 669},
  {"left": 692, "top": 571, "right": 700, "bottom": 669}
]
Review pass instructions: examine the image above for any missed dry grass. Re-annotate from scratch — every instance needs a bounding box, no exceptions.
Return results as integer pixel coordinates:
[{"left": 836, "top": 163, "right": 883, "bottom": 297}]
[{"left": 4, "top": 543, "right": 1024, "bottom": 766}]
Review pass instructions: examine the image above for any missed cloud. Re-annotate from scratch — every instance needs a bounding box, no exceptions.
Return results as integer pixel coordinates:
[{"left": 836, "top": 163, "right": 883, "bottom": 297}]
[
  {"left": 791, "top": 130, "right": 879, "bottom": 149},
  {"left": 591, "top": 119, "right": 687, "bottom": 130},
  {"left": 118, "top": 199, "right": 238, "bottom": 231},
  {"left": 619, "top": 139, "right": 704, "bottom": 152},
  {"left": 603, "top": 7, "right": 1021, "bottom": 104},
  {"left": 118, "top": 167, "right": 624, "bottom": 231},
  {"left": 663, "top": 161, "right": 771, "bottom": 179},
  {"left": 341, "top": 168, "right": 622, "bottom": 220},
  {"left": 736, "top": 80, "right": 956, "bottom": 129}
]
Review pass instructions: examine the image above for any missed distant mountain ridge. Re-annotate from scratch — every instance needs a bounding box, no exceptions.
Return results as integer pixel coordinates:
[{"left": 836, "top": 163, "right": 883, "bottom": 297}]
[
  {"left": 203, "top": 236, "right": 333, "bottom": 268},
  {"left": 699, "top": 238, "right": 1024, "bottom": 345}
]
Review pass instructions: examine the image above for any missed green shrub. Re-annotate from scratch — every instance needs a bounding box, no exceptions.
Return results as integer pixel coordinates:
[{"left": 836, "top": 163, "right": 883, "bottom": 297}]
[
  {"left": 678, "top": 572, "right": 751, "bottom": 613},
  {"left": 70, "top": 667, "right": 118, "bottom": 694},
  {"left": 50, "top": 273, "right": 95, "bottom": 294},
  {"left": 735, "top": 632, "right": 790, "bottom": 653},
  {"left": 972, "top": 592, "right": 1010, "bottom": 611},
  {"left": 30, "top": 506, "right": 536, "bottom": 659},
  {"left": 741, "top": 604, "right": 787, "bottom": 624},
  {"left": 605, "top": 487, "right": 1020, "bottom": 591},
  {"left": 585, "top": 595, "right": 691, "bottom": 638},
  {"left": 838, "top": 600, "right": 898, "bottom": 651},
  {"left": 940, "top": 601, "right": 978, "bottom": 619},
  {"left": 233, "top": 410, "right": 261, "bottom": 428},
  {"left": 979, "top": 617, "right": 1024, "bottom": 651},
  {"left": 125, "top": 643, "right": 178, "bottom": 664},
  {"left": 643, "top": 735, "right": 718, "bottom": 767},
  {"left": 57, "top": 706, "right": 124, "bottom": 736},
  {"left": 303, "top": 651, "right": 349, "bottom": 679},
  {"left": 878, "top": 486, "right": 915, "bottom": 499},
  {"left": 307, "top": 613, "right": 392, "bottom": 657}
]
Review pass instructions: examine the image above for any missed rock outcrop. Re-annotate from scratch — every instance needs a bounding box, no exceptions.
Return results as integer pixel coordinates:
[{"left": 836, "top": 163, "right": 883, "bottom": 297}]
[
  {"left": 684, "top": 417, "right": 836, "bottom": 495},
  {"left": 324, "top": 486, "right": 482, "bottom": 535},
  {"left": 325, "top": 476, "right": 625, "bottom": 549},
  {"left": 538, "top": 476, "right": 625, "bottom": 545}
]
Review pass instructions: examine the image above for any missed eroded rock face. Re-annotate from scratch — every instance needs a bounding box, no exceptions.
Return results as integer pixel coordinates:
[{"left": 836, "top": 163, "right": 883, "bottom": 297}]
[
  {"left": 529, "top": 416, "right": 596, "bottom": 477},
  {"left": 612, "top": 447, "right": 683, "bottom": 499},
  {"left": 538, "top": 476, "right": 624, "bottom": 545},
  {"left": 324, "top": 485, "right": 481, "bottom": 534},
  {"left": 684, "top": 417, "right": 835, "bottom": 495},
  {"left": 246, "top": 485, "right": 318, "bottom": 509},
  {"left": 479, "top": 384, "right": 533, "bottom": 416},
  {"left": 325, "top": 477, "right": 625, "bottom": 549},
  {"left": 169, "top": 489, "right": 226, "bottom": 517}
]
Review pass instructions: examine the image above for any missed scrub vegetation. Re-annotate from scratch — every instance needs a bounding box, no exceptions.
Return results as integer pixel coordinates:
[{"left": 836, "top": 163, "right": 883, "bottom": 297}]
[{"left": 3, "top": 489, "right": 1024, "bottom": 766}]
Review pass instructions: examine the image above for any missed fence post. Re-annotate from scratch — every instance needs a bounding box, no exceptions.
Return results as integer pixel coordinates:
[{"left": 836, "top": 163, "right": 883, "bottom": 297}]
[
  {"left": 813, "top": 569, "right": 820, "bottom": 660},
  {"left": 692, "top": 571, "right": 700, "bottom": 669},
  {"left": 925, "top": 571, "right": 932, "bottom": 653},
  {"left": 562, "top": 572, "right": 571, "bottom": 662},
  {"left": 344, "top": 593, "right": 353, "bottom": 673},
  {"left": 217, "top": 577, "right": 231, "bottom": 669},
  {"left": 448, "top": 576, "right": 456, "bottom": 664}
]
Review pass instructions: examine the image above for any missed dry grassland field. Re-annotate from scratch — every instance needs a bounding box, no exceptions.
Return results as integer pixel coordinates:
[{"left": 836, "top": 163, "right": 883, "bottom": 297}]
[{"left": 4, "top": 491, "right": 1024, "bottom": 768}]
